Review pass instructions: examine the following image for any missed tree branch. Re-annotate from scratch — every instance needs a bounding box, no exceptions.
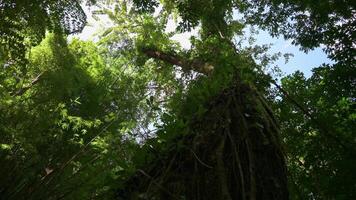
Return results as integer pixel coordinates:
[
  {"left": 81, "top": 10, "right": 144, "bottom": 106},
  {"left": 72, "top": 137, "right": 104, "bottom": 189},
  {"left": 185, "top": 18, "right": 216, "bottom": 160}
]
[
  {"left": 11, "top": 71, "right": 46, "bottom": 96},
  {"left": 141, "top": 48, "right": 214, "bottom": 75}
]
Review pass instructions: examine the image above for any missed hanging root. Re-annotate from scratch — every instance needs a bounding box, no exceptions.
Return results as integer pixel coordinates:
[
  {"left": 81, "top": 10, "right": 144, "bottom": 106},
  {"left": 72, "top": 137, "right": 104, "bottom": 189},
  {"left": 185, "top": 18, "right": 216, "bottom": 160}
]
[
  {"left": 216, "top": 134, "right": 232, "bottom": 200},
  {"left": 116, "top": 82, "right": 289, "bottom": 200}
]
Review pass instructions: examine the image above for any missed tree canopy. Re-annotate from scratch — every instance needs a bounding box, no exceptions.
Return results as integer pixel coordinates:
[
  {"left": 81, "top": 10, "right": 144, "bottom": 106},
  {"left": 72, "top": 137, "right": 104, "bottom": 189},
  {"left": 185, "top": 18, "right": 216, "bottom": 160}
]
[{"left": 0, "top": 0, "right": 355, "bottom": 199}]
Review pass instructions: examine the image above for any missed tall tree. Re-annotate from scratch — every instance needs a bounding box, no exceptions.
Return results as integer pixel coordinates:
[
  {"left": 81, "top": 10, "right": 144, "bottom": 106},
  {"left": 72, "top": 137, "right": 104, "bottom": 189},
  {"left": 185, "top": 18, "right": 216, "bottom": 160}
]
[
  {"left": 98, "top": 1, "right": 289, "bottom": 199},
  {"left": 0, "top": 0, "right": 354, "bottom": 199}
]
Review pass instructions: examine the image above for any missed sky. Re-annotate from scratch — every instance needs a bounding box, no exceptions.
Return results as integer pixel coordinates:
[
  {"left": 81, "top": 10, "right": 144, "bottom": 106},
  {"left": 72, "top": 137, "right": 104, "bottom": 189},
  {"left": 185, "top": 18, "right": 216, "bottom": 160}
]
[
  {"left": 72, "top": 6, "right": 333, "bottom": 79},
  {"left": 251, "top": 30, "right": 333, "bottom": 78}
]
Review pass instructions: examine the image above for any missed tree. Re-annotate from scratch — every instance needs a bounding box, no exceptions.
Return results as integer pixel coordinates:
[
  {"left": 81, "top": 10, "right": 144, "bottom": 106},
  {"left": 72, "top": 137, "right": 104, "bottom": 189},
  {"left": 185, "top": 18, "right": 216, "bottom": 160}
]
[
  {"left": 0, "top": 33, "right": 158, "bottom": 199},
  {"left": 109, "top": 0, "right": 355, "bottom": 199},
  {"left": 0, "top": 0, "right": 354, "bottom": 199},
  {"left": 97, "top": 1, "right": 289, "bottom": 199}
]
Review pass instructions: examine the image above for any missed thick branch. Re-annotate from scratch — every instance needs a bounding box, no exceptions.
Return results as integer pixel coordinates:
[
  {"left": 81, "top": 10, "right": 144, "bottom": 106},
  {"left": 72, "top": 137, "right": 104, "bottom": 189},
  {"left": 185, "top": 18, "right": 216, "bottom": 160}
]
[
  {"left": 11, "top": 71, "right": 46, "bottom": 96},
  {"left": 141, "top": 48, "right": 214, "bottom": 75}
]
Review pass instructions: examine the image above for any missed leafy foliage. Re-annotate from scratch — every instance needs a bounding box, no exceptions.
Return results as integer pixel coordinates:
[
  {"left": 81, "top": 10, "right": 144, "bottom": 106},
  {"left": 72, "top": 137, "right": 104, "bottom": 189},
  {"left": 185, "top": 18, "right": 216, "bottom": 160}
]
[
  {"left": 237, "top": 0, "right": 356, "bottom": 66},
  {"left": 0, "top": 33, "right": 153, "bottom": 199},
  {"left": 0, "top": 0, "right": 355, "bottom": 199},
  {"left": 275, "top": 64, "right": 356, "bottom": 199},
  {"left": 0, "top": 0, "right": 93, "bottom": 65}
]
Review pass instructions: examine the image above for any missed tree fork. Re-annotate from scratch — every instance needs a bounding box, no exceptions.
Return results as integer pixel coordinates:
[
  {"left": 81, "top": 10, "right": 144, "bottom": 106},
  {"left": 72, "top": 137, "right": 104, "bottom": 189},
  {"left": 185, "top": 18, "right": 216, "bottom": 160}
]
[{"left": 141, "top": 48, "right": 214, "bottom": 75}]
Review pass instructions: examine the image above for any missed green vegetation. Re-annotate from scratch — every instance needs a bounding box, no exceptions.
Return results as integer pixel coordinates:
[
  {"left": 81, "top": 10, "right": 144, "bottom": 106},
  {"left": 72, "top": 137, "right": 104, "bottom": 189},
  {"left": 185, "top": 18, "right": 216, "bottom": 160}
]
[{"left": 0, "top": 0, "right": 354, "bottom": 199}]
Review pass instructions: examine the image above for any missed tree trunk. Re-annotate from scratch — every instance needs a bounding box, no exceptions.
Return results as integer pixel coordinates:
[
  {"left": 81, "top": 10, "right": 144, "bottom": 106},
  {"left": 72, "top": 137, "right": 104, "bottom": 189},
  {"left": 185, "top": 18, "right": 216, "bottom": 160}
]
[{"left": 116, "top": 49, "right": 289, "bottom": 200}]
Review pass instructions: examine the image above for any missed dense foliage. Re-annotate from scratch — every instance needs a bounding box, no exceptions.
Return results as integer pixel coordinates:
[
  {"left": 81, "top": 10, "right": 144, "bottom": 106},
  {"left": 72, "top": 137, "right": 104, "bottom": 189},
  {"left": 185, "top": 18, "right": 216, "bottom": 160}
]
[
  {"left": 0, "top": 0, "right": 96, "bottom": 65},
  {"left": 238, "top": 0, "right": 355, "bottom": 66},
  {"left": 276, "top": 64, "right": 355, "bottom": 199},
  {"left": 0, "top": 0, "right": 354, "bottom": 199}
]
